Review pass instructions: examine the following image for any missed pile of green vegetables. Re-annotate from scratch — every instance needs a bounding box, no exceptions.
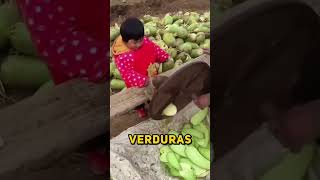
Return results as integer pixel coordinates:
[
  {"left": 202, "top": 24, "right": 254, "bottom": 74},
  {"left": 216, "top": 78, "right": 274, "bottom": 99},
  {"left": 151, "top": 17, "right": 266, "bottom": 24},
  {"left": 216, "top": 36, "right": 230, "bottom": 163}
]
[
  {"left": 0, "top": 0, "right": 52, "bottom": 94},
  {"left": 110, "top": 11, "right": 210, "bottom": 93},
  {"left": 160, "top": 107, "right": 210, "bottom": 180}
]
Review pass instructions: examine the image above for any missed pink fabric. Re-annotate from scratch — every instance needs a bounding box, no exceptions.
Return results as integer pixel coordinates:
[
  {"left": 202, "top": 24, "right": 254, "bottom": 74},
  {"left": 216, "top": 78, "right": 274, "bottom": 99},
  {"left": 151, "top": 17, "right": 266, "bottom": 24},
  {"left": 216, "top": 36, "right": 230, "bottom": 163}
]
[
  {"left": 114, "top": 37, "right": 169, "bottom": 88},
  {"left": 17, "top": 0, "right": 109, "bottom": 84}
]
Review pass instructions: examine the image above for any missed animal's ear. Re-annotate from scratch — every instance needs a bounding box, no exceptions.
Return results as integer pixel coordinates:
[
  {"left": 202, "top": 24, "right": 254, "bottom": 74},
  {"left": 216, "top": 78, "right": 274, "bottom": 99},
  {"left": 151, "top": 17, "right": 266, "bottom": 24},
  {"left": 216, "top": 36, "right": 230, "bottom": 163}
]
[{"left": 152, "top": 76, "right": 168, "bottom": 89}]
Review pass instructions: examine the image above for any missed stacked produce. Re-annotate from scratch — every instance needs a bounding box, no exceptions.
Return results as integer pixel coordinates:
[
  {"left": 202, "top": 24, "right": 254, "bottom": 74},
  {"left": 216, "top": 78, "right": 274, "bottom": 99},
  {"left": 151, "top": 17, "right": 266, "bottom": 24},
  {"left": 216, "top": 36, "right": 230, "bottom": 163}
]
[
  {"left": 110, "top": 11, "right": 210, "bottom": 93},
  {"left": 0, "top": 0, "right": 52, "bottom": 93},
  {"left": 159, "top": 107, "right": 211, "bottom": 179}
]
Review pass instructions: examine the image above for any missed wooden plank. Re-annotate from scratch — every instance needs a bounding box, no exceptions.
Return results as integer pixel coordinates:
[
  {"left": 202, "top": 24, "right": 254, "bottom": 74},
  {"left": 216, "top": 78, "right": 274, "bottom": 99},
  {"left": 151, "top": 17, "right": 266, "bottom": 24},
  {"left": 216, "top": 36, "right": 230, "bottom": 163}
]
[
  {"left": 110, "top": 88, "right": 148, "bottom": 118},
  {"left": 0, "top": 79, "right": 108, "bottom": 174},
  {"left": 110, "top": 54, "right": 210, "bottom": 119}
]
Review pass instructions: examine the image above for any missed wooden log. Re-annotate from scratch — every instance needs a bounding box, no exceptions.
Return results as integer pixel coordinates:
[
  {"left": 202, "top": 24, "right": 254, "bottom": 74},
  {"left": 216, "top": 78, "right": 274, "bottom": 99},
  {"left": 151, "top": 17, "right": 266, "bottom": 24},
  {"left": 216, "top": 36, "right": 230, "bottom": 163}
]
[{"left": 0, "top": 79, "right": 107, "bottom": 174}]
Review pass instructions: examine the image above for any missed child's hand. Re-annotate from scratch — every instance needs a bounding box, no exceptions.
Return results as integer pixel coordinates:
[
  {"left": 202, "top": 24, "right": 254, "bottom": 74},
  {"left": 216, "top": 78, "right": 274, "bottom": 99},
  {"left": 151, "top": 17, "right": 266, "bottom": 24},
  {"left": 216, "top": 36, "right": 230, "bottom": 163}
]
[
  {"left": 203, "top": 48, "right": 210, "bottom": 55},
  {"left": 147, "top": 63, "right": 160, "bottom": 77},
  {"left": 192, "top": 93, "right": 210, "bottom": 109}
]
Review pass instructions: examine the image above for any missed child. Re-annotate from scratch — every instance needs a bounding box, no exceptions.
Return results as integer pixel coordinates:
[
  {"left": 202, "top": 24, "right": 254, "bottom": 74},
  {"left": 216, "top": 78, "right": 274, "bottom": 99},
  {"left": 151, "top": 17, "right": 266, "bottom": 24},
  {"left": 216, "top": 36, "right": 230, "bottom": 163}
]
[
  {"left": 16, "top": 0, "right": 109, "bottom": 175},
  {"left": 111, "top": 17, "right": 170, "bottom": 117}
]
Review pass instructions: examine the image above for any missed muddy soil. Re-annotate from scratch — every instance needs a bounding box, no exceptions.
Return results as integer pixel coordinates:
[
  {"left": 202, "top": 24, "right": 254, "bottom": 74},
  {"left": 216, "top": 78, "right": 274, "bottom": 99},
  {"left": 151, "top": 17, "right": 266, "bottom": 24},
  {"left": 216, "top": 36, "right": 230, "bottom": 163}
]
[{"left": 111, "top": 0, "right": 210, "bottom": 24}]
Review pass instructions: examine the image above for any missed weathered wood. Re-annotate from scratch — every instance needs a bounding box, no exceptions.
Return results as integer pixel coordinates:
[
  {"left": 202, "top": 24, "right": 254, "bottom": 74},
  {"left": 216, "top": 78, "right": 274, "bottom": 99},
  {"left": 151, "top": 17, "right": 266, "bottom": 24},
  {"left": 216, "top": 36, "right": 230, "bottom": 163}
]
[
  {"left": 0, "top": 79, "right": 107, "bottom": 174},
  {"left": 110, "top": 54, "right": 210, "bottom": 119}
]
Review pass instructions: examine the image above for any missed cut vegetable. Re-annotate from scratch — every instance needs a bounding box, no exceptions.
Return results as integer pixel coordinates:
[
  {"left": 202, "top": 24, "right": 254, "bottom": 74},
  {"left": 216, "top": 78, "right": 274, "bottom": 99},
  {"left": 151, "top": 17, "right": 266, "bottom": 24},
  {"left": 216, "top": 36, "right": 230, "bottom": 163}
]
[
  {"left": 194, "top": 26, "right": 210, "bottom": 33},
  {"left": 110, "top": 62, "right": 116, "bottom": 77},
  {"left": 187, "top": 23, "right": 199, "bottom": 32},
  {"left": 163, "top": 33, "right": 175, "bottom": 47},
  {"left": 177, "top": 27, "right": 188, "bottom": 39},
  {"left": 179, "top": 162, "right": 196, "bottom": 180},
  {"left": 145, "top": 25, "right": 157, "bottom": 36},
  {"left": 167, "top": 48, "right": 177, "bottom": 59},
  {"left": 192, "top": 138, "right": 200, "bottom": 148},
  {"left": 160, "top": 146, "right": 172, "bottom": 163},
  {"left": 174, "top": 19, "right": 184, "bottom": 26},
  {"left": 200, "top": 41, "right": 210, "bottom": 49},
  {"left": 0, "top": 55, "right": 51, "bottom": 89},
  {"left": 163, "top": 14, "right": 174, "bottom": 25},
  {"left": 178, "top": 42, "right": 193, "bottom": 53},
  {"left": 165, "top": 24, "right": 180, "bottom": 34},
  {"left": 169, "top": 144, "right": 186, "bottom": 157},
  {"left": 0, "top": 1, "right": 21, "bottom": 49},
  {"left": 167, "top": 130, "right": 188, "bottom": 157},
  {"left": 110, "top": 24, "right": 120, "bottom": 41},
  {"left": 113, "top": 68, "right": 122, "bottom": 79},
  {"left": 196, "top": 32, "right": 206, "bottom": 44},
  {"left": 187, "top": 33, "right": 197, "bottom": 42},
  {"left": 167, "top": 151, "right": 181, "bottom": 170},
  {"left": 110, "top": 79, "right": 126, "bottom": 90},
  {"left": 191, "top": 107, "right": 208, "bottom": 125},
  {"left": 180, "top": 158, "right": 207, "bottom": 177},
  {"left": 166, "top": 162, "right": 181, "bottom": 177},
  {"left": 158, "top": 63, "right": 163, "bottom": 74},
  {"left": 198, "top": 170, "right": 210, "bottom": 178},
  {"left": 175, "top": 38, "right": 184, "bottom": 47},
  {"left": 162, "top": 58, "right": 174, "bottom": 72},
  {"left": 190, "top": 43, "right": 199, "bottom": 49},
  {"left": 191, "top": 48, "right": 204, "bottom": 58},
  {"left": 182, "top": 128, "right": 204, "bottom": 139},
  {"left": 193, "top": 123, "right": 209, "bottom": 147},
  {"left": 198, "top": 147, "right": 210, "bottom": 160},
  {"left": 176, "top": 52, "right": 189, "bottom": 62},
  {"left": 162, "top": 103, "right": 177, "bottom": 116},
  {"left": 10, "top": 22, "right": 37, "bottom": 56},
  {"left": 174, "top": 60, "right": 183, "bottom": 68},
  {"left": 185, "top": 145, "right": 210, "bottom": 170}
]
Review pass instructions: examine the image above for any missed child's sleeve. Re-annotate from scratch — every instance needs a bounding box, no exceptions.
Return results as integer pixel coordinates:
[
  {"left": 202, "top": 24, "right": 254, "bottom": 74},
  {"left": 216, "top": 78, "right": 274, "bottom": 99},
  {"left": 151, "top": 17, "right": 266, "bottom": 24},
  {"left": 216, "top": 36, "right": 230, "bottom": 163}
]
[
  {"left": 42, "top": 31, "right": 108, "bottom": 84},
  {"left": 115, "top": 54, "right": 148, "bottom": 88},
  {"left": 17, "top": 0, "right": 108, "bottom": 84},
  {"left": 146, "top": 38, "right": 170, "bottom": 63}
]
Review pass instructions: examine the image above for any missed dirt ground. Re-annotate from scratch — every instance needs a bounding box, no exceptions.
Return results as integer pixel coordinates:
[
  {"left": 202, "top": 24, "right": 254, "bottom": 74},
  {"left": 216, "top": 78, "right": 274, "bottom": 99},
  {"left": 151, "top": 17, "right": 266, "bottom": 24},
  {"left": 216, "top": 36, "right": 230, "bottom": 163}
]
[{"left": 110, "top": 0, "right": 210, "bottom": 24}]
